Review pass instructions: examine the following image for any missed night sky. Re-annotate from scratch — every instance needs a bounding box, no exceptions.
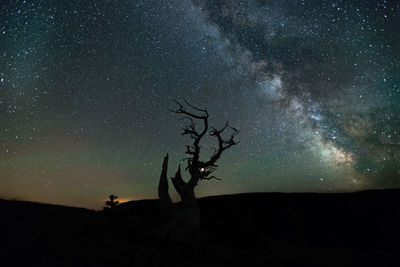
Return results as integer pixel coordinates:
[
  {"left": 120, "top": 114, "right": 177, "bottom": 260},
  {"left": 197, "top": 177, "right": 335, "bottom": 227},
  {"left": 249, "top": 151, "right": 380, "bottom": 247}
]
[{"left": 1, "top": 0, "right": 399, "bottom": 209}]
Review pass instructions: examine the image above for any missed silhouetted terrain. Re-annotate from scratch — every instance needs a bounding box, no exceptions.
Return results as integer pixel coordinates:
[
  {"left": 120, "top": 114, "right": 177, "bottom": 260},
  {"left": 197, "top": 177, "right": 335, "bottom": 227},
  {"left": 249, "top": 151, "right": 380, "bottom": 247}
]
[{"left": 1, "top": 189, "right": 399, "bottom": 266}]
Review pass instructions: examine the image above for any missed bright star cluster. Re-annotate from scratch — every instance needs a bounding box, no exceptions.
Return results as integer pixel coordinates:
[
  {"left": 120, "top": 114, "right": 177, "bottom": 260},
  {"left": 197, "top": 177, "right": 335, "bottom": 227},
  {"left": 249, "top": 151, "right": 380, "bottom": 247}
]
[{"left": 0, "top": 0, "right": 399, "bottom": 209}]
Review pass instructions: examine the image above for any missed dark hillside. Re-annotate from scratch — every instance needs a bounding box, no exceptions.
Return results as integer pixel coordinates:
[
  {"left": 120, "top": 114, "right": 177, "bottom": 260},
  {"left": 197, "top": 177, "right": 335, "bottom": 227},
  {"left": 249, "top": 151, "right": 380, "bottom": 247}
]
[
  {"left": 0, "top": 189, "right": 399, "bottom": 266},
  {"left": 198, "top": 189, "right": 400, "bottom": 249}
]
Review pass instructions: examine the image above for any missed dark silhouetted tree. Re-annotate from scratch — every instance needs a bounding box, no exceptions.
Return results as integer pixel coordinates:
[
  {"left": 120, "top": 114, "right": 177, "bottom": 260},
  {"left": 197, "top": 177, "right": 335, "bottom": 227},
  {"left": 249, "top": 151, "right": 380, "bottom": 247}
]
[
  {"left": 158, "top": 100, "right": 239, "bottom": 242},
  {"left": 103, "top": 194, "right": 119, "bottom": 210}
]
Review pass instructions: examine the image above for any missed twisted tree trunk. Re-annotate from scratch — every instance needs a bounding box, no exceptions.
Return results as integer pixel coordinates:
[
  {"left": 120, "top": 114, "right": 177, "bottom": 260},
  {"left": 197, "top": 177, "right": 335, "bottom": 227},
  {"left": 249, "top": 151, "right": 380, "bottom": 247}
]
[
  {"left": 158, "top": 155, "right": 201, "bottom": 243},
  {"left": 157, "top": 100, "right": 238, "bottom": 243}
]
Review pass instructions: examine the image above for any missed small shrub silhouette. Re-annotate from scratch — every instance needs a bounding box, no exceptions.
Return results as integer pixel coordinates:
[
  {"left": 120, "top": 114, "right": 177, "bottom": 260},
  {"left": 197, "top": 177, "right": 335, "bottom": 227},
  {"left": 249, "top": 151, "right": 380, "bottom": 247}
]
[{"left": 103, "top": 194, "right": 119, "bottom": 210}]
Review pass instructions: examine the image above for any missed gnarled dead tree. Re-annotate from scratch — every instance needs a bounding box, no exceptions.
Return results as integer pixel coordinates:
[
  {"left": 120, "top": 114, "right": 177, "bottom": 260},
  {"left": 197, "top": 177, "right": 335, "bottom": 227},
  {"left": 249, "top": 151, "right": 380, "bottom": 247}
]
[{"left": 157, "top": 100, "right": 239, "bottom": 242}]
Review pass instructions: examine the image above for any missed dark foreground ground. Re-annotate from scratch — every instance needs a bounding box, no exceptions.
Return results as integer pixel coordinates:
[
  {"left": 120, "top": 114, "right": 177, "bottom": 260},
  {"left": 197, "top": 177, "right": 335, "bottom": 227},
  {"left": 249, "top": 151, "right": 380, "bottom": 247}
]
[{"left": 1, "top": 189, "right": 399, "bottom": 266}]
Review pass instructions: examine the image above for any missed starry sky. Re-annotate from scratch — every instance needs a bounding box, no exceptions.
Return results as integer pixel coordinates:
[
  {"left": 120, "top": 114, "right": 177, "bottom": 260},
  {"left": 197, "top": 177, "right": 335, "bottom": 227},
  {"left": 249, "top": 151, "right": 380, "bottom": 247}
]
[{"left": 1, "top": 0, "right": 399, "bottom": 209}]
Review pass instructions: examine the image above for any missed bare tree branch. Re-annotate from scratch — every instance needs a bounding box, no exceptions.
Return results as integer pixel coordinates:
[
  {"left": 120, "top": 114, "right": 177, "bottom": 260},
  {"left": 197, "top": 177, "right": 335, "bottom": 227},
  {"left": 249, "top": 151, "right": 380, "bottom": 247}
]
[
  {"left": 201, "top": 175, "right": 222, "bottom": 181},
  {"left": 168, "top": 100, "right": 239, "bottom": 187},
  {"left": 200, "top": 123, "right": 239, "bottom": 170}
]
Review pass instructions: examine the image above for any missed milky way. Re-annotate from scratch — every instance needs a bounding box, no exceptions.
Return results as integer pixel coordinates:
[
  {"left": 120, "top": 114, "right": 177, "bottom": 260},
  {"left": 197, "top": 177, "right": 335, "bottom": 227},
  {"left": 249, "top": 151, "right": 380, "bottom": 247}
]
[{"left": 1, "top": 0, "right": 399, "bottom": 208}]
